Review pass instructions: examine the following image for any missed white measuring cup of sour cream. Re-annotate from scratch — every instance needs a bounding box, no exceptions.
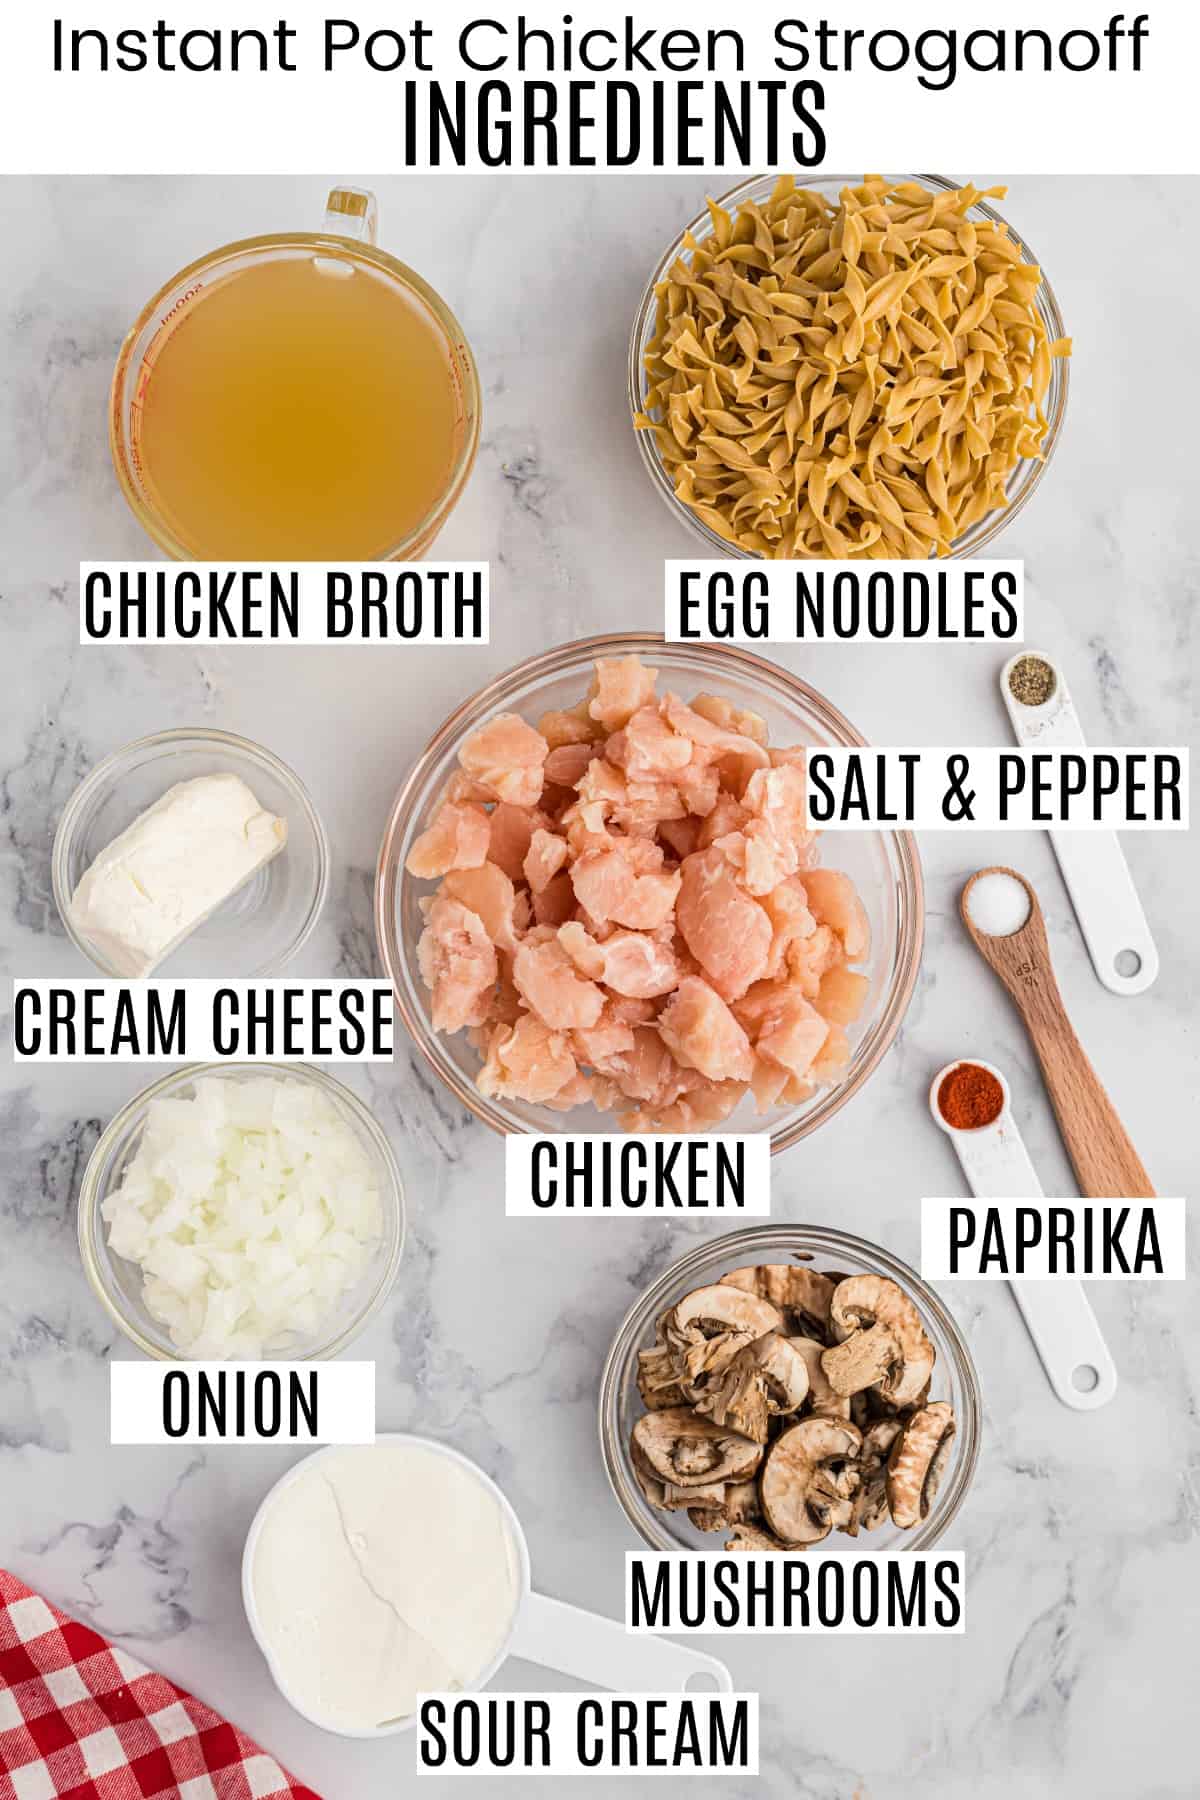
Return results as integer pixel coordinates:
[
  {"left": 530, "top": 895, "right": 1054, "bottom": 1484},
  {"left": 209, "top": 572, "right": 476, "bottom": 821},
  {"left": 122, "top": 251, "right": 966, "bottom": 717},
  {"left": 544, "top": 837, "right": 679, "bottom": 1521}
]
[{"left": 242, "top": 1433, "right": 731, "bottom": 1737}]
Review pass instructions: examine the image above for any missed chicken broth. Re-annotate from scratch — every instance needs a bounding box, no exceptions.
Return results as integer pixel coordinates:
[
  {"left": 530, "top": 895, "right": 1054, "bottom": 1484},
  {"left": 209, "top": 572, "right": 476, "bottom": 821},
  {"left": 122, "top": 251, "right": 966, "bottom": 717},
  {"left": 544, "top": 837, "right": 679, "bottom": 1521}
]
[{"left": 132, "top": 255, "right": 462, "bottom": 559}]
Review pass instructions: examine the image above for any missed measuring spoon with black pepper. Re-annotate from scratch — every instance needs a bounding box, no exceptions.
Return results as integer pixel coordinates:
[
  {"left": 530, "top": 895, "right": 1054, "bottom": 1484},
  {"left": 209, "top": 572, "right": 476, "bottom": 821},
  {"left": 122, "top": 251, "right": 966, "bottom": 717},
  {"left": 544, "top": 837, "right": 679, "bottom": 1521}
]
[{"left": 961, "top": 866, "right": 1155, "bottom": 1199}]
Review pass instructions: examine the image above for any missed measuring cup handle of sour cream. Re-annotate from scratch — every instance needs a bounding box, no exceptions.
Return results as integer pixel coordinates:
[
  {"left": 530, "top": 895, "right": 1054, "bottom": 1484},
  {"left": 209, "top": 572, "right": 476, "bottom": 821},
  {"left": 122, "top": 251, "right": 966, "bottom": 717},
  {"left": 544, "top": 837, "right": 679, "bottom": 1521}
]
[{"left": 510, "top": 1590, "right": 732, "bottom": 1695}]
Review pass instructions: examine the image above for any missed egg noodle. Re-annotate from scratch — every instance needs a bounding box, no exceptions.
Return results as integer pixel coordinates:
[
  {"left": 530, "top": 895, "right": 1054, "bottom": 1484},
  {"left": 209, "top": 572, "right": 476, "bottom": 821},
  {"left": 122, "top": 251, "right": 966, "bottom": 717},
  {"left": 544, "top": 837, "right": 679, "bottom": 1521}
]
[{"left": 636, "top": 175, "right": 1072, "bottom": 558}]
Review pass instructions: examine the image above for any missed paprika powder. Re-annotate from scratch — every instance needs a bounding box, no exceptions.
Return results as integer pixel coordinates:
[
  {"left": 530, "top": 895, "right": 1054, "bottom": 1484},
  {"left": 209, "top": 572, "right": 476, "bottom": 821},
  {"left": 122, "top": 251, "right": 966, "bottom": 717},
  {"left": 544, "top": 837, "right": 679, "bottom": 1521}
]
[{"left": 937, "top": 1061, "right": 1004, "bottom": 1130}]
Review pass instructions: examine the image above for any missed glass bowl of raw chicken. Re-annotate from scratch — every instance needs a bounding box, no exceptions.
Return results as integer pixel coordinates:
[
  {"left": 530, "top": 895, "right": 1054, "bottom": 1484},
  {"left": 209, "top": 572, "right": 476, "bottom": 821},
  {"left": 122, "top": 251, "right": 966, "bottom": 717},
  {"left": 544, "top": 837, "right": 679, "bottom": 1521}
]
[
  {"left": 375, "top": 633, "right": 923, "bottom": 1151},
  {"left": 599, "top": 1224, "right": 981, "bottom": 1553}
]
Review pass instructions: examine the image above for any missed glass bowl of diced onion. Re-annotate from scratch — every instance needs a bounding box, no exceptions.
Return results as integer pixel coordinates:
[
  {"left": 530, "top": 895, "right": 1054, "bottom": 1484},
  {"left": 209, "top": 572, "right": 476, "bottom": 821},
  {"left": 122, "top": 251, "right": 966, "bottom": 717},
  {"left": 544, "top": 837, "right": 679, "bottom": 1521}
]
[
  {"left": 77, "top": 1062, "right": 405, "bottom": 1361},
  {"left": 628, "top": 172, "right": 1070, "bottom": 560}
]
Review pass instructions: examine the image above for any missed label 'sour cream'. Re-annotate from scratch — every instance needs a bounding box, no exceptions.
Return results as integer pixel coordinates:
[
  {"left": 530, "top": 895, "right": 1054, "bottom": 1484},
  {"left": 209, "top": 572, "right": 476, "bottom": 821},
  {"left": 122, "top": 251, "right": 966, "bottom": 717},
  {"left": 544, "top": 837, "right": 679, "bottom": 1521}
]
[
  {"left": 417, "top": 1694, "right": 758, "bottom": 1777},
  {"left": 10, "top": 979, "right": 394, "bottom": 1062},
  {"left": 79, "top": 562, "right": 488, "bottom": 645},
  {"left": 667, "top": 559, "right": 1022, "bottom": 644},
  {"left": 921, "top": 1197, "right": 1186, "bottom": 1280},
  {"left": 110, "top": 1360, "right": 376, "bottom": 1445},
  {"left": 505, "top": 1135, "right": 770, "bottom": 1216},
  {"left": 805, "top": 747, "right": 1189, "bottom": 830},
  {"left": 627, "top": 1553, "right": 964, "bottom": 1634}
]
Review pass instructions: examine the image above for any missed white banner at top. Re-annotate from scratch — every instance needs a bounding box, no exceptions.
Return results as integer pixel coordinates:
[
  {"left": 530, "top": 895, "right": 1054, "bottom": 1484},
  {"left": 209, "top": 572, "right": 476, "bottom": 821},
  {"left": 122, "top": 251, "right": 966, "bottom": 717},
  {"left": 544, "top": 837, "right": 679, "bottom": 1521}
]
[{"left": 1, "top": 0, "right": 1197, "bottom": 174}]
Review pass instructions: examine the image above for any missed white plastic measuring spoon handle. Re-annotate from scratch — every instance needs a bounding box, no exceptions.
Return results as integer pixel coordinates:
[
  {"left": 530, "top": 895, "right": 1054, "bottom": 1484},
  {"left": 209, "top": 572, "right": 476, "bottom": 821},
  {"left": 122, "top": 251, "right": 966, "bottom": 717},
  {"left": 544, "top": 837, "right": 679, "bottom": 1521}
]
[
  {"left": 1000, "top": 651, "right": 1158, "bottom": 996},
  {"left": 511, "top": 1591, "right": 732, "bottom": 1695},
  {"left": 1008, "top": 1280, "right": 1119, "bottom": 1411},
  {"left": 1049, "top": 830, "right": 1159, "bottom": 996}
]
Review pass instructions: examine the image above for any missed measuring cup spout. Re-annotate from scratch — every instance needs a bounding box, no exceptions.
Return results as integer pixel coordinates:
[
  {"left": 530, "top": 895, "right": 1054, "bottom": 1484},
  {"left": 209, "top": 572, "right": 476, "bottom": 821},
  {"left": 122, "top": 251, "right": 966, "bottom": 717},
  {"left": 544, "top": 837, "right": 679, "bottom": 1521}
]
[
  {"left": 511, "top": 1591, "right": 732, "bottom": 1695},
  {"left": 323, "top": 185, "right": 378, "bottom": 243}
]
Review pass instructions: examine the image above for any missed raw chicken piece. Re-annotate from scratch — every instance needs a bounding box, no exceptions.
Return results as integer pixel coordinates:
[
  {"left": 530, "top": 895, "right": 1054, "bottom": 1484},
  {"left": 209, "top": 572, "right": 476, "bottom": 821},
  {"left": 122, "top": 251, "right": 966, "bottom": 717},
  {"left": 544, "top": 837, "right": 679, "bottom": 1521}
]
[
  {"left": 544, "top": 742, "right": 597, "bottom": 787},
  {"left": 459, "top": 713, "right": 548, "bottom": 807},
  {"left": 488, "top": 803, "right": 549, "bottom": 882},
  {"left": 557, "top": 920, "right": 607, "bottom": 980},
  {"left": 440, "top": 863, "right": 521, "bottom": 956},
  {"left": 753, "top": 992, "right": 830, "bottom": 1082},
  {"left": 531, "top": 871, "right": 577, "bottom": 926},
  {"left": 675, "top": 847, "right": 771, "bottom": 999},
  {"left": 571, "top": 1006, "right": 637, "bottom": 1070},
  {"left": 406, "top": 801, "right": 490, "bottom": 879},
  {"left": 659, "top": 817, "right": 701, "bottom": 861},
  {"left": 697, "top": 793, "right": 748, "bottom": 849},
  {"left": 815, "top": 966, "right": 871, "bottom": 1025},
  {"left": 811, "top": 1024, "right": 850, "bottom": 1082},
  {"left": 588, "top": 655, "right": 657, "bottom": 730},
  {"left": 596, "top": 930, "right": 679, "bottom": 999},
  {"left": 801, "top": 869, "right": 871, "bottom": 961},
  {"left": 477, "top": 1015, "right": 578, "bottom": 1104},
  {"left": 524, "top": 828, "right": 569, "bottom": 894},
  {"left": 661, "top": 693, "right": 770, "bottom": 789},
  {"left": 690, "top": 693, "right": 769, "bottom": 746},
  {"left": 513, "top": 934, "right": 605, "bottom": 1030},
  {"left": 786, "top": 923, "right": 840, "bottom": 997},
  {"left": 615, "top": 705, "right": 693, "bottom": 777},
  {"left": 538, "top": 707, "right": 599, "bottom": 748},
  {"left": 760, "top": 879, "right": 817, "bottom": 978},
  {"left": 417, "top": 896, "right": 497, "bottom": 1034},
  {"left": 571, "top": 846, "right": 680, "bottom": 931},
  {"left": 675, "top": 760, "right": 721, "bottom": 817},
  {"left": 750, "top": 1057, "right": 791, "bottom": 1113},
  {"left": 544, "top": 1072, "right": 595, "bottom": 1111},
  {"left": 610, "top": 1025, "right": 696, "bottom": 1105},
  {"left": 657, "top": 977, "right": 755, "bottom": 1083}
]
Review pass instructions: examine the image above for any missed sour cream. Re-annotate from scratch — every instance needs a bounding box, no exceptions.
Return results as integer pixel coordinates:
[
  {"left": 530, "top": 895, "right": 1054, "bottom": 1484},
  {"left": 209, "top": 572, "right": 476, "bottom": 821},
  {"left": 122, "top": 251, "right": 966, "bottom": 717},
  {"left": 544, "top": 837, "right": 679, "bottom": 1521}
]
[{"left": 248, "top": 1442, "right": 520, "bottom": 1731}]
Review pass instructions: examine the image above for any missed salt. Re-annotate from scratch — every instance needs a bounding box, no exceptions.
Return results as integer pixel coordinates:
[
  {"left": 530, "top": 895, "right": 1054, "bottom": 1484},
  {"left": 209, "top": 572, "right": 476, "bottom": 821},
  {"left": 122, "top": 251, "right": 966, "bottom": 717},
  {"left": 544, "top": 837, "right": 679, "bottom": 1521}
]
[{"left": 966, "top": 870, "right": 1031, "bottom": 937}]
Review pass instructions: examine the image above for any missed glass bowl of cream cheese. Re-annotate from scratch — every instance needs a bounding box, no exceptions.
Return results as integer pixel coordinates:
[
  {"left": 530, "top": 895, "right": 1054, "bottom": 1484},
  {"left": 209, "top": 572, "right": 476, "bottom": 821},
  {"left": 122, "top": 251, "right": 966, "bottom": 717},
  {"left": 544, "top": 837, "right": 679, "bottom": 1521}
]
[{"left": 53, "top": 726, "right": 328, "bottom": 978}]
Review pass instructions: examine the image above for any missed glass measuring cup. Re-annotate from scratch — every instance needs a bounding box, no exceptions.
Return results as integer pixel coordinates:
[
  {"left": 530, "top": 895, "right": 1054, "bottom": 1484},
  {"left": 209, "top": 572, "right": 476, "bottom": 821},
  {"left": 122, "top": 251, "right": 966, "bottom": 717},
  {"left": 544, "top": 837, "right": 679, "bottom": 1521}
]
[
  {"left": 110, "top": 188, "right": 480, "bottom": 561},
  {"left": 241, "top": 1433, "right": 731, "bottom": 1739}
]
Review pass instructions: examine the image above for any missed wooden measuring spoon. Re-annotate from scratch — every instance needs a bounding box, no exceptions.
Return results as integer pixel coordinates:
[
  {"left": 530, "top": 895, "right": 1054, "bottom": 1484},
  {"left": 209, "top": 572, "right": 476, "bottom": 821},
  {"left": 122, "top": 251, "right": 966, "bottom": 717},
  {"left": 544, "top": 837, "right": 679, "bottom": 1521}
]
[{"left": 960, "top": 867, "right": 1155, "bottom": 1198}]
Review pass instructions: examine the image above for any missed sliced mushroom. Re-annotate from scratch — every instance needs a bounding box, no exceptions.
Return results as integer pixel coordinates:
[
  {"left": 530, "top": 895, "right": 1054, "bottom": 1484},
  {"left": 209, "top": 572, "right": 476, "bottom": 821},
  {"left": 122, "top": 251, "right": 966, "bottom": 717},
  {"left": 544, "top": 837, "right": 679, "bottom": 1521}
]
[
  {"left": 760, "top": 1418, "right": 863, "bottom": 1545},
  {"left": 821, "top": 1322, "right": 902, "bottom": 1397},
  {"left": 632, "top": 1406, "right": 764, "bottom": 1490},
  {"left": 663, "top": 1284, "right": 783, "bottom": 1387},
  {"left": 886, "top": 1401, "right": 956, "bottom": 1529},
  {"left": 687, "top": 1478, "right": 763, "bottom": 1534},
  {"left": 722, "top": 1264, "right": 834, "bottom": 1341},
  {"left": 846, "top": 1418, "right": 903, "bottom": 1536},
  {"left": 789, "top": 1337, "right": 851, "bottom": 1420},
  {"left": 694, "top": 1332, "right": 810, "bottom": 1442},
  {"left": 636, "top": 1344, "right": 688, "bottom": 1411},
  {"left": 830, "top": 1275, "right": 936, "bottom": 1407},
  {"left": 724, "top": 1522, "right": 791, "bottom": 1552}
]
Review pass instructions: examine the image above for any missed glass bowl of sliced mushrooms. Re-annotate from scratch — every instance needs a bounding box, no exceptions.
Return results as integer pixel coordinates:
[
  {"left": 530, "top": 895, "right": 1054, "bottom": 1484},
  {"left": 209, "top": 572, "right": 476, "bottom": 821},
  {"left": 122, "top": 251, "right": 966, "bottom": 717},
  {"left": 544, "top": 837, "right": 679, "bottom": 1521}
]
[{"left": 598, "top": 1223, "right": 981, "bottom": 1553}]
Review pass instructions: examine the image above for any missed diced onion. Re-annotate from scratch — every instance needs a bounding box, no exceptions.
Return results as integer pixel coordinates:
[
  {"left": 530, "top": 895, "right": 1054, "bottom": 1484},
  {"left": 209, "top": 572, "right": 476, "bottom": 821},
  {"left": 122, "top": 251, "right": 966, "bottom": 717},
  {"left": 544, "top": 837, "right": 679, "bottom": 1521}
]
[{"left": 102, "top": 1076, "right": 383, "bottom": 1355}]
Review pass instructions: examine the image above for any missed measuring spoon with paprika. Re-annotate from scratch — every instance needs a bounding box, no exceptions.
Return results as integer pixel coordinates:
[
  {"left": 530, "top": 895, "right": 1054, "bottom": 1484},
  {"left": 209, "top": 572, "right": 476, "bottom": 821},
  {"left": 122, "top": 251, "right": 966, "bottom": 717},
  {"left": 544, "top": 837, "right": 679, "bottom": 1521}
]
[
  {"left": 929, "top": 1057, "right": 1118, "bottom": 1411},
  {"left": 960, "top": 867, "right": 1155, "bottom": 1200}
]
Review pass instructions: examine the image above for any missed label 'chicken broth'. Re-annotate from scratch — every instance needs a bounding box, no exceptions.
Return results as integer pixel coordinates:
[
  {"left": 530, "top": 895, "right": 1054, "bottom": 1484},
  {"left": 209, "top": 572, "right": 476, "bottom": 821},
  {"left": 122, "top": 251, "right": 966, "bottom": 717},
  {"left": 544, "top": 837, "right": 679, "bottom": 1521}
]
[{"left": 131, "top": 255, "right": 462, "bottom": 559}]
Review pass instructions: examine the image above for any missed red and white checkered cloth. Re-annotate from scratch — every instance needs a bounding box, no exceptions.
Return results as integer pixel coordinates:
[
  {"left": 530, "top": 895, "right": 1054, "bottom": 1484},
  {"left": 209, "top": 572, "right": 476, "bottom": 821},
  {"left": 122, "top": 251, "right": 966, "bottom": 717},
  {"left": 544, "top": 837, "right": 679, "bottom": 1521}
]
[{"left": 0, "top": 1572, "right": 321, "bottom": 1800}]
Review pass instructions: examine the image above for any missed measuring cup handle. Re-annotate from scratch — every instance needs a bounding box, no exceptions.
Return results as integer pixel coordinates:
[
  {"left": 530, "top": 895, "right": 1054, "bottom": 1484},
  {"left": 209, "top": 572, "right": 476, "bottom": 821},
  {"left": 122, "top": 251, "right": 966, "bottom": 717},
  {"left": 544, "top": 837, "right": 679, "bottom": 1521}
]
[
  {"left": 510, "top": 1591, "right": 732, "bottom": 1695},
  {"left": 323, "top": 186, "right": 378, "bottom": 244}
]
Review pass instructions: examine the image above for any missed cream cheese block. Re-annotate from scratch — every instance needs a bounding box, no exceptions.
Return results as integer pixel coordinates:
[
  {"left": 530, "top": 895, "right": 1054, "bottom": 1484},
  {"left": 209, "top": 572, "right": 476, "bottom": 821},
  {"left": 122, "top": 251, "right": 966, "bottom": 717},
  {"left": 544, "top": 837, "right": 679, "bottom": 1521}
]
[{"left": 70, "top": 773, "right": 287, "bottom": 975}]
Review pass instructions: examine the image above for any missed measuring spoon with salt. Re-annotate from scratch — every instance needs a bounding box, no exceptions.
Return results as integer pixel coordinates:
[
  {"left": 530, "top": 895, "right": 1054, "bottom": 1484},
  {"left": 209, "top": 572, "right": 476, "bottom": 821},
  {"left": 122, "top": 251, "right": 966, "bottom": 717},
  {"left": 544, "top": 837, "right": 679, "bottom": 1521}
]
[
  {"left": 1000, "top": 651, "right": 1159, "bottom": 995},
  {"left": 961, "top": 867, "right": 1155, "bottom": 1199},
  {"left": 929, "top": 1058, "right": 1117, "bottom": 1410}
]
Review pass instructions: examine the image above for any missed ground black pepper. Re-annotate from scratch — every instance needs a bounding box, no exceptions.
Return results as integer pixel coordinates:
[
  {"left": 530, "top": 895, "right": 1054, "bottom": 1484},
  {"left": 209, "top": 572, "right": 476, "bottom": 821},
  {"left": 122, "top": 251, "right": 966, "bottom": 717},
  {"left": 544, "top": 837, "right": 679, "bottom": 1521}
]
[{"left": 1008, "top": 655, "right": 1057, "bottom": 707}]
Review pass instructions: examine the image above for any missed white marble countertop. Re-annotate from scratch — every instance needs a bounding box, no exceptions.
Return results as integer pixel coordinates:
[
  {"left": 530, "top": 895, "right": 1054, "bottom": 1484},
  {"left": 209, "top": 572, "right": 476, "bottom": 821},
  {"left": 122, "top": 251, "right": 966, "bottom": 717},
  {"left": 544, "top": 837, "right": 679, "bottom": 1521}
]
[{"left": 1, "top": 174, "right": 1197, "bottom": 1799}]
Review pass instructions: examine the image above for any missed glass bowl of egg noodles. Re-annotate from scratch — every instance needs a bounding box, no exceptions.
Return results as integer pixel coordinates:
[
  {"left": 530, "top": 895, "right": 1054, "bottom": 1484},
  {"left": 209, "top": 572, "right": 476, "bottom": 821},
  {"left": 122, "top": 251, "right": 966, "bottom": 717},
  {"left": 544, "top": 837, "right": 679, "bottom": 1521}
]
[
  {"left": 376, "top": 632, "right": 924, "bottom": 1154},
  {"left": 629, "top": 173, "right": 1070, "bottom": 560},
  {"left": 78, "top": 1062, "right": 405, "bottom": 1360}
]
